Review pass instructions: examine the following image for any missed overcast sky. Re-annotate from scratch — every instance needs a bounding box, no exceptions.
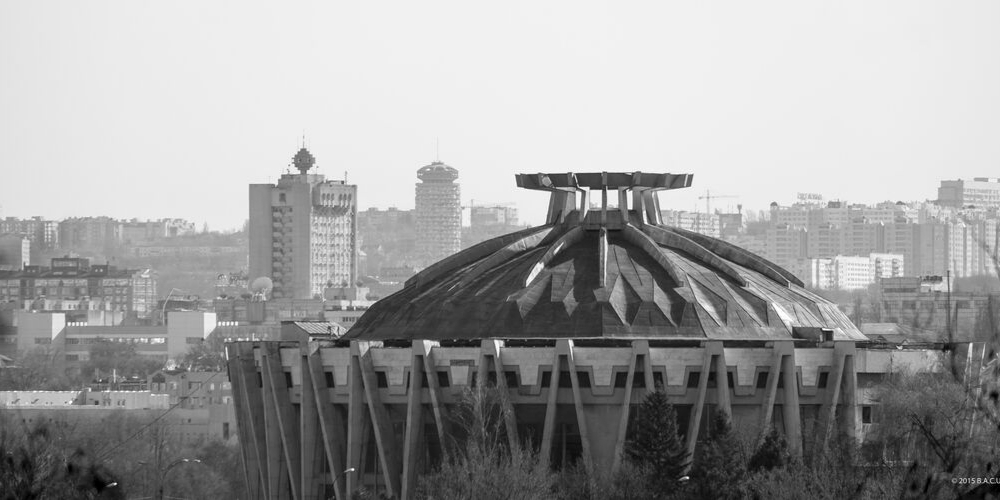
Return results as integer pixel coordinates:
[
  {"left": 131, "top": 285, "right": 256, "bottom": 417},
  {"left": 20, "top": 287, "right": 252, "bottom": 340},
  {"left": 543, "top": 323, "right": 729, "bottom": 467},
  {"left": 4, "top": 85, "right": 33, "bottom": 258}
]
[{"left": 2, "top": 1, "right": 998, "bottom": 230}]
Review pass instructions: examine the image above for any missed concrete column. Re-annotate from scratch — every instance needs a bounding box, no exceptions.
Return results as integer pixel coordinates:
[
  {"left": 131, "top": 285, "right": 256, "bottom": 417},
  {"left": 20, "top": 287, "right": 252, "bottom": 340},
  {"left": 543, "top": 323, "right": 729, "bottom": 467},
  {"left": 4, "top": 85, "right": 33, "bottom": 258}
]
[
  {"left": 612, "top": 343, "right": 642, "bottom": 473},
  {"left": 714, "top": 348, "right": 732, "bottom": 419},
  {"left": 227, "top": 343, "right": 263, "bottom": 499},
  {"left": 419, "top": 342, "right": 448, "bottom": 446},
  {"left": 261, "top": 348, "right": 289, "bottom": 499},
  {"left": 401, "top": 350, "right": 425, "bottom": 500},
  {"left": 758, "top": 348, "right": 784, "bottom": 443},
  {"left": 781, "top": 352, "right": 802, "bottom": 457},
  {"left": 484, "top": 339, "right": 519, "bottom": 451},
  {"left": 540, "top": 348, "right": 562, "bottom": 468},
  {"left": 819, "top": 349, "right": 846, "bottom": 450},
  {"left": 564, "top": 340, "right": 594, "bottom": 481},
  {"left": 306, "top": 345, "right": 348, "bottom": 500},
  {"left": 685, "top": 347, "right": 713, "bottom": 462},
  {"left": 356, "top": 342, "right": 402, "bottom": 498},
  {"left": 299, "top": 348, "right": 323, "bottom": 500},
  {"left": 346, "top": 346, "right": 365, "bottom": 494},
  {"left": 263, "top": 344, "right": 300, "bottom": 500},
  {"left": 840, "top": 354, "right": 859, "bottom": 441}
]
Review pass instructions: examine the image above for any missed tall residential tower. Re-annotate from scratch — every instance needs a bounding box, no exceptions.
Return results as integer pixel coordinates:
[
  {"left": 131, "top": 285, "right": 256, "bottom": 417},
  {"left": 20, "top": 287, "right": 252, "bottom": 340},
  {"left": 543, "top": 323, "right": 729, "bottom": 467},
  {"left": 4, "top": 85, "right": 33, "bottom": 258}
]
[
  {"left": 415, "top": 161, "right": 461, "bottom": 265},
  {"left": 248, "top": 147, "right": 358, "bottom": 299}
]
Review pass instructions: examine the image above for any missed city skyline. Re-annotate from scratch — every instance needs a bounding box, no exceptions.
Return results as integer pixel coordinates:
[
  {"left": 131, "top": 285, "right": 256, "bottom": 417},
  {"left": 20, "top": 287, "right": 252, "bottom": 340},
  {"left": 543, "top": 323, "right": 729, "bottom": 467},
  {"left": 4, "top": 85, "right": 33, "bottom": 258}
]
[{"left": 2, "top": 1, "right": 999, "bottom": 231}]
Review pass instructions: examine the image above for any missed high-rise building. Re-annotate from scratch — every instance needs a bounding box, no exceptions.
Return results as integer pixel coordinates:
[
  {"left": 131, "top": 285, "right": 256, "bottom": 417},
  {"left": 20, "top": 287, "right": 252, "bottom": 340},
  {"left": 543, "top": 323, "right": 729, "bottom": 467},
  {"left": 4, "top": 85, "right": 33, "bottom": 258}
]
[
  {"left": 248, "top": 147, "right": 358, "bottom": 300},
  {"left": 415, "top": 161, "right": 461, "bottom": 265},
  {"left": 938, "top": 178, "right": 1000, "bottom": 209}
]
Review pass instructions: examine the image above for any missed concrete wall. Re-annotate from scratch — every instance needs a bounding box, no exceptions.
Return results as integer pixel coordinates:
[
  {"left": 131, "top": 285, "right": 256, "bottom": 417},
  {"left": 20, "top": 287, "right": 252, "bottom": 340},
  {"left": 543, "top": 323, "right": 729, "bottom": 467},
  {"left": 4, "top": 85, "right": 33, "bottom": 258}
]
[
  {"left": 15, "top": 311, "right": 65, "bottom": 353},
  {"left": 227, "top": 339, "right": 967, "bottom": 500}
]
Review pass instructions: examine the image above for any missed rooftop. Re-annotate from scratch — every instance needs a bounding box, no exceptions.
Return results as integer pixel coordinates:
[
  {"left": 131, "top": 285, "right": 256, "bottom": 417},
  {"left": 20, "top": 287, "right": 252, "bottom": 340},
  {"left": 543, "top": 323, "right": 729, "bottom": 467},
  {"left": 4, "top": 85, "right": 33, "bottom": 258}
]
[{"left": 347, "top": 172, "right": 865, "bottom": 342}]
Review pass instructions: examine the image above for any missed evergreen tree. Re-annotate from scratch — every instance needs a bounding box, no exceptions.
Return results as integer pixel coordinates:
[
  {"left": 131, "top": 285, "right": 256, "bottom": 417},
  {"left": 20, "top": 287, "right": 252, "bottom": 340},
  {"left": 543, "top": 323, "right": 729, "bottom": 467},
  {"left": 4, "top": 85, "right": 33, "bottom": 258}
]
[
  {"left": 748, "top": 427, "right": 790, "bottom": 472},
  {"left": 625, "top": 390, "right": 690, "bottom": 494},
  {"left": 690, "top": 409, "right": 745, "bottom": 500}
]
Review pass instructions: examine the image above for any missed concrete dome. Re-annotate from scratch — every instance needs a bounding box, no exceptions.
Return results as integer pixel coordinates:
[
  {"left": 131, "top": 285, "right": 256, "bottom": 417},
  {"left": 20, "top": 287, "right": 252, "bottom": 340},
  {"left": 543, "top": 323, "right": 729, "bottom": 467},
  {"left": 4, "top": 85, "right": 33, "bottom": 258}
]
[{"left": 348, "top": 172, "right": 865, "bottom": 342}]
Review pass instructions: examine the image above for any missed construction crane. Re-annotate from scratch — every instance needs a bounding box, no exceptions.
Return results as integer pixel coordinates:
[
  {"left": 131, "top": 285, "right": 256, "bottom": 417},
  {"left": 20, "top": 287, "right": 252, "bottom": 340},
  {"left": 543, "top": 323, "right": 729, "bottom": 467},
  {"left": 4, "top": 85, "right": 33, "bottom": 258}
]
[{"left": 698, "top": 190, "right": 739, "bottom": 214}]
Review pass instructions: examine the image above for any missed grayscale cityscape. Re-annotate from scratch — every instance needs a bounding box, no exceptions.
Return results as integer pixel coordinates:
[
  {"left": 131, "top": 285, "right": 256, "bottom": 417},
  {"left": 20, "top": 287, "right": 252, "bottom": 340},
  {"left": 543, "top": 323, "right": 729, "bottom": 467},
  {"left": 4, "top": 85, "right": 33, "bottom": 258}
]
[{"left": 1, "top": 2, "right": 999, "bottom": 500}]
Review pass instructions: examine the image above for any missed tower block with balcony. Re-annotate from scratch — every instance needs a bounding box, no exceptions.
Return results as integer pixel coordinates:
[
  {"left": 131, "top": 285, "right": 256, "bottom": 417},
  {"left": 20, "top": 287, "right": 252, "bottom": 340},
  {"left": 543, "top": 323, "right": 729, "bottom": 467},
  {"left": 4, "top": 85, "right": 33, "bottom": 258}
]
[{"left": 248, "top": 147, "right": 358, "bottom": 300}]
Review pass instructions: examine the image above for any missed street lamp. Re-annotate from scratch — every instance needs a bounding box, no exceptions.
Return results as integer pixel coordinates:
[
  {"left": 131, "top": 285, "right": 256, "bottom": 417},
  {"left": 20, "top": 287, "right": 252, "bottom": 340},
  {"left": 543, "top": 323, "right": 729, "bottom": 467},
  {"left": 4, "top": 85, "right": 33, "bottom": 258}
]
[
  {"left": 330, "top": 467, "right": 355, "bottom": 500},
  {"left": 161, "top": 288, "right": 186, "bottom": 325},
  {"left": 157, "top": 458, "right": 202, "bottom": 500}
]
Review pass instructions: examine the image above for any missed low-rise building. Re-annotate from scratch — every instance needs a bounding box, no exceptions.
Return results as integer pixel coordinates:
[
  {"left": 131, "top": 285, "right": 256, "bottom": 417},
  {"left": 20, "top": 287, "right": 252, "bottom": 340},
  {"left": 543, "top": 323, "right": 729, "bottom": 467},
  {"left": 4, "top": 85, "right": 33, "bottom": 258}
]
[
  {"left": 0, "top": 217, "right": 58, "bottom": 251},
  {"left": 0, "top": 257, "right": 157, "bottom": 321},
  {"left": 0, "top": 234, "right": 29, "bottom": 270},
  {"left": 14, "top": 310, "right": 216, "bottom": 364}
]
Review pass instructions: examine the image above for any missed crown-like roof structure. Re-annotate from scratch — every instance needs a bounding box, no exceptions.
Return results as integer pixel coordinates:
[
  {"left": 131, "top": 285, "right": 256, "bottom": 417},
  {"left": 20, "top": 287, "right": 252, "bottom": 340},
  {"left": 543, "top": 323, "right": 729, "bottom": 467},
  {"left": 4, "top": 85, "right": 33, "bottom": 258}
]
[
  {"left": 293, "top": 147, "right": 316, "bottom": 174},
  {"left": 416, "top": 161, "right": 459, "bottom": 182},
  {"left": 347, "top": 172, "right": 865, "bottom": 342}
]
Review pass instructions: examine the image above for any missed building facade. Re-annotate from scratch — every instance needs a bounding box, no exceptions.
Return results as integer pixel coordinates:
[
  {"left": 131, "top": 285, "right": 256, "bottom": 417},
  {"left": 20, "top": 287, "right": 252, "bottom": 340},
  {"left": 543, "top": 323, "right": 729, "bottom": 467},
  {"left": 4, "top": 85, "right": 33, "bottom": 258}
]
[
  {"left": 414, "top": 161, "right": 461, "bottom": 265},
  {"left": 0, "top": 234, "right": 29, "bottom": 270},
  {"left": 938, "top": 178, "right": 1000, "bottom": 209},
  {"left": 0, "top": 216, "right": 58, "bottom": 252},
  {"left": 226, "top": 172, "right": 980, "bottom": 500},
  {"left": 249, "top": 147, "right": 359, "bottom": 300},
  {"left": 121, "top": 218, "right": 197, "bottom": 245},
  {"left": 58, "top": 216, "right": 123, "bottom": 253},
  {"left": 796, "top": 253, "right": 904, "bottom": 291},
  {"left": 470, "top": 204, "right": 518, "bottom": 227},
  {"left": 15, "top": 310, "right": 216, "bottom": 363},
  {"left": 0, "top": 257, "right": 156, "bottom": 320}
]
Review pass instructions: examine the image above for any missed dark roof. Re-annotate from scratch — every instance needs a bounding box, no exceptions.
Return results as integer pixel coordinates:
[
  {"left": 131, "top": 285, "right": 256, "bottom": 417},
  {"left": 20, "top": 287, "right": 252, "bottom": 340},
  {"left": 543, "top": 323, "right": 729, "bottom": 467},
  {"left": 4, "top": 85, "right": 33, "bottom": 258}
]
[{"left": 347, "top": 172, "right": 866, "bottom": 343}]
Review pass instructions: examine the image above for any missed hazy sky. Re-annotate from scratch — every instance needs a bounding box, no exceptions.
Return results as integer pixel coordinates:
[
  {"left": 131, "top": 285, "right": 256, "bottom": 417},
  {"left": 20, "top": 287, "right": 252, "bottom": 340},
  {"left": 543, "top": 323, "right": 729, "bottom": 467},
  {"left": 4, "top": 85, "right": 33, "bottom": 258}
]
[{"left": 2, "top": 1, "right": 998, "bottom": 230}]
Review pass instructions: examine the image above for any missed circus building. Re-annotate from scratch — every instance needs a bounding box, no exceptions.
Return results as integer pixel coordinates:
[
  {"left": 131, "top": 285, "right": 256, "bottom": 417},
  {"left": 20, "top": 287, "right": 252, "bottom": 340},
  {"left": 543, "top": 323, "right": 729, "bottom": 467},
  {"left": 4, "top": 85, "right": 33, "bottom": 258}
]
[{"left": 227, "top": 172, "right": 984, "bottom": 500}]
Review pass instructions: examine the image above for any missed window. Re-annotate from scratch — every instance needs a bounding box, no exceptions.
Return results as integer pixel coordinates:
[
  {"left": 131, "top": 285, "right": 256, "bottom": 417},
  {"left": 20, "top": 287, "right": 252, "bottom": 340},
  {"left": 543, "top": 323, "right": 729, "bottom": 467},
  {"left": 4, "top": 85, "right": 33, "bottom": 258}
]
[
  {"left": 818, "top": 372, "right": 829, "bottom": 389},
  {"left": 687, "top": 372, "right": 700, "bottom": 388},
  {"left": 504, "top": 370, "right": 519, "bottom": 388},
  {"left": 862, "top": 405, "right": 873, "bottom": 424},
  {"left": 756, "top": 372, "right": 769, "bottom": 389}
]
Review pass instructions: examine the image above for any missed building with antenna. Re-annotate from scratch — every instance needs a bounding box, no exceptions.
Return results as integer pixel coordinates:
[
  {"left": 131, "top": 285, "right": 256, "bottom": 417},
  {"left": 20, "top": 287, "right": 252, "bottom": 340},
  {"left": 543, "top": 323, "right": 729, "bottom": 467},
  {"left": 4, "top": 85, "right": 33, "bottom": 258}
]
[
  {"left": 415, "top": 161, "right": 461, "bottom": 265},
  {"left": 248, "top": 147, "right": 358, "bottom": 300}
]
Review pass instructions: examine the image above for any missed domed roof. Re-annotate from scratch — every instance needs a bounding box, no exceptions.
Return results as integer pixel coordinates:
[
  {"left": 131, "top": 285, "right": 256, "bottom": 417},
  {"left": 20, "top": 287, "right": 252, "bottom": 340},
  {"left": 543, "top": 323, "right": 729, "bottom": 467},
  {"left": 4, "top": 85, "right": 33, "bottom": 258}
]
[
  {"left": 417, "top": 161, "right": 459, "bottom": 182},
  {"left": 347, "top": 172, "right": 865, "bottom": 342}
]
